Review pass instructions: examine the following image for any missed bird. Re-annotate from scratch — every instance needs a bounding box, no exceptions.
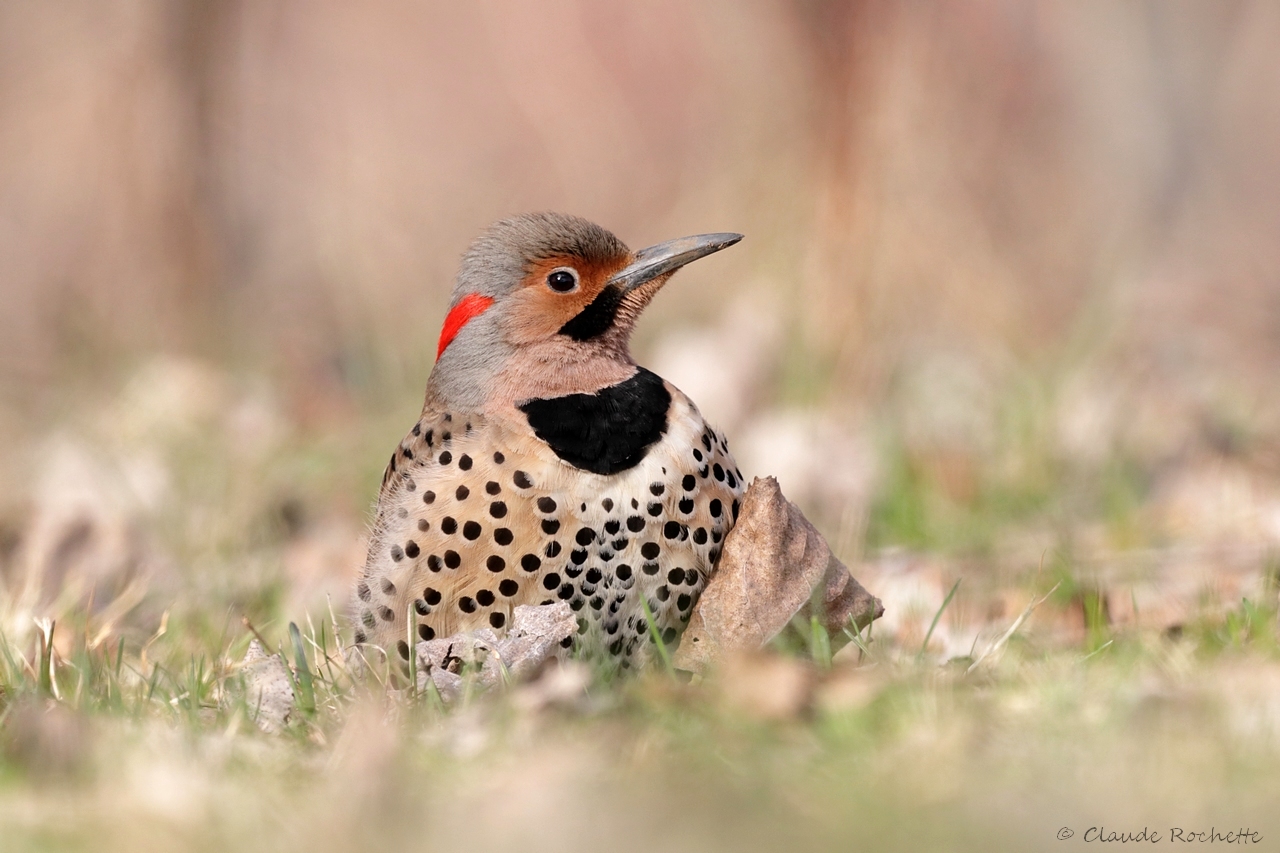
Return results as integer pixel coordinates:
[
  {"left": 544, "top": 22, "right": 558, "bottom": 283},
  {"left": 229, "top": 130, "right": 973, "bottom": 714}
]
[{"left": 353, "top": 212, "right": 745, "bottom": 670}]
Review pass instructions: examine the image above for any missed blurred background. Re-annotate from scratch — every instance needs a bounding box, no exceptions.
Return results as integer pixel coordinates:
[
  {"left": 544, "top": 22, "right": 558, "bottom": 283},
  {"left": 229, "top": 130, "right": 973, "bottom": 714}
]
[{"left": 3, "top": 0, "right": 1280, "bottom": 655}]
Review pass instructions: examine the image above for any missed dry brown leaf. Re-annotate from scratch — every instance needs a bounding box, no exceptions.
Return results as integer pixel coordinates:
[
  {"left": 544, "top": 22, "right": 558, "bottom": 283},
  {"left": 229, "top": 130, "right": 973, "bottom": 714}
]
[{"left": 673, "top": 476, "right": 883, "bottom": 672}]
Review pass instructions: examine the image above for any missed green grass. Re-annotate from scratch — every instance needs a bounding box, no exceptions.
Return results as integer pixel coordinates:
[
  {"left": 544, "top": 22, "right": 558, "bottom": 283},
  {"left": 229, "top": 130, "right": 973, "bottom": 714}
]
[{"left": 1, "top": 583, "right": 1278, "bottom": 853}]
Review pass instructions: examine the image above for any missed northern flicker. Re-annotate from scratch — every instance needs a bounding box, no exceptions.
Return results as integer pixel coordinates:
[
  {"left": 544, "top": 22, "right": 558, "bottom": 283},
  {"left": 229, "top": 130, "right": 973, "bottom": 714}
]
[{"left": 353, "top": 213, "right": 745, "bottom": 668}]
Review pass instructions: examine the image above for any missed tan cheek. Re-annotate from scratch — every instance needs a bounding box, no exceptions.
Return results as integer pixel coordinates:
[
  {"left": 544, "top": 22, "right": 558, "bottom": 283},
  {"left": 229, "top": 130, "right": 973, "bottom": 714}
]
[{"left": 501, "top": 285, "right": 591, "bottom": 344}]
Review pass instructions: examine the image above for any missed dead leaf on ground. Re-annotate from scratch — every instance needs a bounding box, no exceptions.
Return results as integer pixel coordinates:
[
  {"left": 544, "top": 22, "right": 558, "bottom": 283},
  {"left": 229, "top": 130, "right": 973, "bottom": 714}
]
[{"left": 674, "top": 477, "right": 883, "bottom": 672}]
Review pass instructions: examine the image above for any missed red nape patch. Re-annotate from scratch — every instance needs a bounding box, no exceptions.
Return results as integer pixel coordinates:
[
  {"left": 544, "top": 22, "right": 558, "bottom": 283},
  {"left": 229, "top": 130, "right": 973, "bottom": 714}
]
[{"left": 436, "top": 293, "right": 495, "bottom": 360}]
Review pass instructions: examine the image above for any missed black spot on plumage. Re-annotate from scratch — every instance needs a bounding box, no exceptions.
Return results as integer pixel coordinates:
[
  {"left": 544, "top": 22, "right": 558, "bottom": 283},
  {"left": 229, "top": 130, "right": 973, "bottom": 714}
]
[
  {"left": 424, "top": 587, "right": 442, "bottom": 605},
  {"left": 485, "top": 482, "right": 501, "bottom": 496},
  {"left": 667, "top": 567, "right": 685, "bottom": 584},
  {"left": 354, "top": 630, "right": 367, "bottom": 644},
  {"left": 518, "top": 368, "right": 671, "bottom": 475},
  {"left": 575, "top": 527, "right": 596, "bottom": 546},
  {"left": 418, "top": 623, "right": 434, "bottom": 641},
  {"left": 489, "top": 501, "right": 507, "bottom": 519},
  {"left": 545, "top": 541, "right": 562, "bottom": 558},
  {"left": 692, "top": 449, "right": 703, "bottom": 463},
  {"left": 458, "top": 597, "right": 476, "bottom": 613},
  {"left": 459, "top": 454, "right": 473, "bottom": 471},
  {"left": 565, "top": 564, "right": 582, "bottom": 579},
  {"left": 686, "top": 571, "right": 699, "bottom": 586},
  {"left": 476, "top": 589, "right": 495, "bottom": 607},
  {"left": 570, "top": 597, "right": 585, "bottom": 611},
  {"left": 702, "top": 434, "right": 712, "bottom": 451},
  {"left": 604, "top": 519, "right": 620, "bottom": 535},
  {"left": 617, "top": 564, "right": 632, "bottom": 580},
  {"left": 599, "top": 550, "right": 614, "bottom": 562},
  {"left": 439, "top": 451, "right": 452, "bottom": 465},
  {"left": 402, "top": 447, "right": 413, "bottom": 460},
  {"left": 356, "top": 582, "right": 371, "bottom": 602},
  {"left": 602, "top": 497, "right": 614, "bottom": 512},
  {"left": 521, "top": 554, "right": 541, "bottom": 572},
  {"left": 711, "top": 530, "right": 722, "bottom": 544},
  {"left": 627, "top": 515, "right": 645, "bottom": 532},
  {"left": 726, "top": 471, "right": 737, "bottom": 488},
  {"left": 677, "top": 593, "right": 692, "bottom": 611},
  {"left": 590, "top": 596, "right": 604, "bottom": 610},
  {"left": 542, "top": 519, "right": 561, "bottom": 534},
  {"left": 732, "top": 500, "right": 740, "bottom": 521},
  {"left": 417, "top": 518, "right": 429, "bottom": 532},
  {"left": 441, "top": 517, "right": 457, "bottom": 535},
  {"left": 699, "top": 465, "right": 709, "bottom": 478},
  {"left": 455, "top": 485, "right": 469, "bottom": 500},
  {"left": 558, "top": 583, "right": 574, "bottom": 600},
  {"left": 581, "top": 503, "right": 587, "bottom": 512},
  {"left": 537, "top": 496, "right": 557, "bottom": 513},
  {"left": 397, "top": 640, "right": 410, "bottom": 660},
  {"left": 543, "top": 573, "right": 561, "bottom": 590},
  {"left": 693, "top": 527, "right": 708, "bottom": 545},
  {"left": 493, "top": 451, "right": 504, "bottom": 464},
  {"left": 494, "top": 527, "right": 513, "bottom": 546},
  {"left": 423, "top": 490, "right": 436, "bottom": 504},
  {"left": 713, "top": 464, "right": 725, "bottom": 481},
  {"left": 708, "top": 548, "right": 720, "bottom": 564},
  {"left": 609, "top": 638, "right": 624, "bottom": 655},
  {"left": 486, "top": 555, "right": 505, "bottom": 572},
  {"left": 663, "top": 521, "right": 682, "bottom": 539},
  {"left": 381, "top": 578, "right": 396, "bottom": 595},
  {"left": 679, "top": 498, "right": 694, "bottom": 514},
  {"left": 404, "top": 541, "right": 420, "bottom": 559},
  {"left": 406, "top": 480, "right": 416, "bottom": 492},
  {"left": 561, "top": 635, "right": 575, "bottom": 648},
  {"left": 606, "top": 619, "right": 620, "bottom": 634},
  {"left": 662, "top": 627, "right": 678, "bottom": 645},
  {"left": 489, "top": 612, "right": 505, "bottom": 629},
  {"left": 585, "top": 567, "right": 602, "bottom": 583},
  {"left": 361, "top": 610, "right": 376, "bottom": 629},
  {"left": 499, "top": 579, "right": 519, "bottom": 596},
  {"left": 641, "top": 542, "right": 660, "bottom": 559},
  {"left": 444, "top": 550, "right": 461, "bottom": 569},
  {"left": 709, "top": 499, "right": 722, "bottom": 518},
  {"left": 650, "top": 483, "right": 665, "bottom": 496},
  {"left": 571, "top": 549, "right": 588, "bottom": 566},
  {"left": 647, "top": 502, "right": 663, "bottom": 517},
  {"left": 656, "top": 586, "right": 670, "bottom": 601},
  {"left": 612, "top": 538, "right": 627, "bottom": 551},
  {"left": 463, "top": 521, "right": 481, "bottom": 540},
  {"left": 412, "top": 423, "right": 421, "bottom": 436},
  {"left": 425, "top": 430, "right": 434, "bottom": 446},
  {"left": 390, "top": 545, "right": 404, "bottom": 562},
  {"left": 581, "top": 582, "right": 597, "bottom": 597},
  {"left": 682, "top": 474, "right": 696, "bottom": 492},
  {"left": 378, "top": 606, "right": 395, "bottom": 622},
  {"left": 427, "top": 554, "right": 442, "bottom": 572},
  {"left": 513, "top": 470, "right": 533, "bottom": 489}
]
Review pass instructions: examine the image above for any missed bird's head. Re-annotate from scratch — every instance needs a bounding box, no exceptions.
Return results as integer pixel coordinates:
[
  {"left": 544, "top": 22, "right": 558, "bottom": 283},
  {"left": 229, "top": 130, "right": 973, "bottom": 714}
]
[{"left": 427, "top": 212, "right": 741, "bottom": 413}]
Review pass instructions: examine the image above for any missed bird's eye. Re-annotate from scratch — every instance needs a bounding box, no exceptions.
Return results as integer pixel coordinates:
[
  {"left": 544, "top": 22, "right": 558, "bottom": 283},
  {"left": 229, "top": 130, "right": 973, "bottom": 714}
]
[{"left": 547, "top": 268, "right": 579, "bottom": 293}]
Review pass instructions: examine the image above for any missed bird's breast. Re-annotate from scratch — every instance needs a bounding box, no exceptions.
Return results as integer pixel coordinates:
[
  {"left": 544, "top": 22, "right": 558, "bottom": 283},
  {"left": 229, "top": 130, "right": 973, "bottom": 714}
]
[{"left": 516, "top": 367, "right": 671, "bottom": 475}]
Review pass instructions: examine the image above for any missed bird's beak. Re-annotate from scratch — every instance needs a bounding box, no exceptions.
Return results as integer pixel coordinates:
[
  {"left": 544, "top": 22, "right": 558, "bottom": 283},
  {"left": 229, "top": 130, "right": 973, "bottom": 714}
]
[{"left": 608, "top": 233, "right": 743, "bottom": 292}]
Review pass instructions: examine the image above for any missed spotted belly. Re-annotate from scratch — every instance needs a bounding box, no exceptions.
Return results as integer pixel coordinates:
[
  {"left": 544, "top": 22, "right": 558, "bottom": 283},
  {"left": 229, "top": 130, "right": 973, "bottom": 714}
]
[{"left": 354, "top": 393, "right": 745, "bottom": 668}]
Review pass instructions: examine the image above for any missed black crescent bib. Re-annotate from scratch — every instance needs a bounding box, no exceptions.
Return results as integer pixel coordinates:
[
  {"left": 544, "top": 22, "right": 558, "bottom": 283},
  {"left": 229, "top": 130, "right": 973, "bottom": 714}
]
[{"left": 518, "top": 368, "right": 671, "bottom": 475}]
